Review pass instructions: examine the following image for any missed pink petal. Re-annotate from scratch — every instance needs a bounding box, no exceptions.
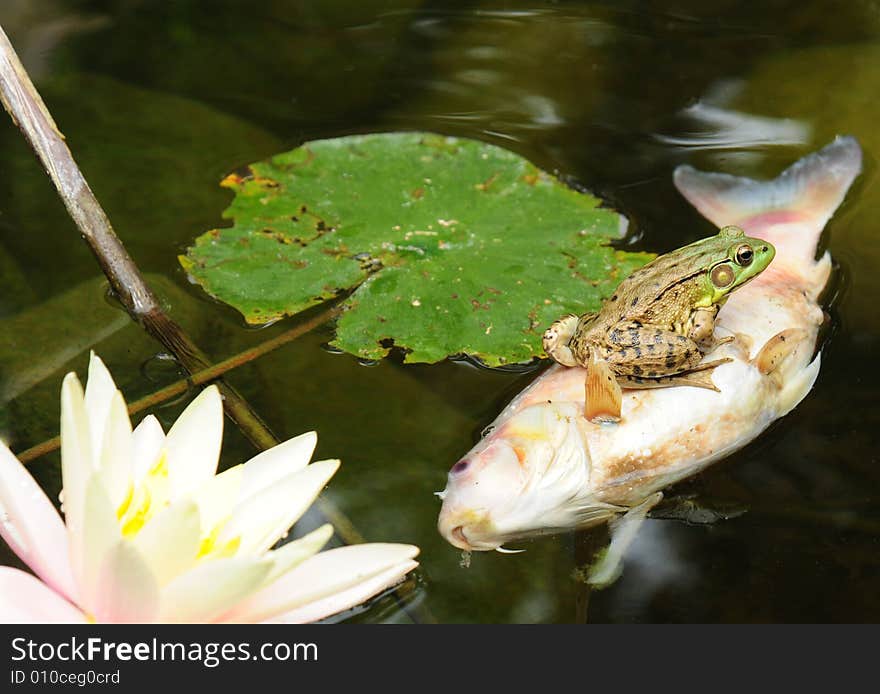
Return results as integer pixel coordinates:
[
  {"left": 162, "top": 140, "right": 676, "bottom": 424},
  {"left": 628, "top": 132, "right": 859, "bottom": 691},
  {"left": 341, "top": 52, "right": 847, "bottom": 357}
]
[
  {"left": 218, "top": 459, "right": 340, "bottom": 556},
  {"left": 77, "top": 474, "right": 120, "bottom": 615},
  {"left": 221, "top": 543, "right": 419, "bottom": 624},
  {"left": 159, "top": 558, "right": 272, "bottom": 623},
  {"left": 97, "top": 391, "right": 133, "bottom": 508},
  {"left": 131, "top": 415, "right": 165, "bottom": 481},
  {"left": 0, "top": 443, "right": 77, "bottom": 603},
  {"left": 84, "top": 352, "right": 119, "bottom": 464},
  {"left": 0, "top": 567, "right": 86, "bottom": 623},
  {"left": 93, "top": 541, "right": 160, "bottom": 623},
  {"left": 60, "top": 372, "right": 93, "bottom": 590},
  {"left": 238, "top": 431, "right": 317, "bottom": 500},
  {"left": 262, "top": 560, "right": 419, "bottom": 624},
  {"left": 165, "top": 386, "right": 223, "bottom": 500}
]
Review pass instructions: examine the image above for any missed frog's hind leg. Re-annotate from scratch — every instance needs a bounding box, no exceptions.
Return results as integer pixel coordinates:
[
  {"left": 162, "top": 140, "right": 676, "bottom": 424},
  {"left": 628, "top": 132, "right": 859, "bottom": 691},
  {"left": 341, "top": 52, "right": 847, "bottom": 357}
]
[
  {"left": 584, "top": 351, "right": 623, "bottom": 423},
  {"left": 542, "top": 313, "right": 582, "bottom": 366},
  {"left": 619, "top": 357, "right": 733, "bottom": 392}
]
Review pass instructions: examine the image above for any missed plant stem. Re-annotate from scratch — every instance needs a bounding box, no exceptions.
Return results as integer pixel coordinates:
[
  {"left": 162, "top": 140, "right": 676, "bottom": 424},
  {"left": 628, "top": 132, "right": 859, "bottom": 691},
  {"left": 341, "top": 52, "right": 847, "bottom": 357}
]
[
  {"left": 16, "top": 304, "right": 341, "bottom": 464},
  {"left": 0, "top": 25, "right": 363, "bottom": 541},
  {"left": 0, "top": 25, "right": 430, "bottom": 623}
]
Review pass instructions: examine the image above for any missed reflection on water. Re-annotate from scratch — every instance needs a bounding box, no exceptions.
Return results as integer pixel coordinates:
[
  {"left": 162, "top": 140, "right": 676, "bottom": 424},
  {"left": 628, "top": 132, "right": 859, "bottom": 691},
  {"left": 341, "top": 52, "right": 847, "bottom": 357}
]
[
  {"left": 0, "top": 0, "right": 879, "bottom": 622},
  {"left": 656, "top": 100, "right": 810, "bottom": 152}
]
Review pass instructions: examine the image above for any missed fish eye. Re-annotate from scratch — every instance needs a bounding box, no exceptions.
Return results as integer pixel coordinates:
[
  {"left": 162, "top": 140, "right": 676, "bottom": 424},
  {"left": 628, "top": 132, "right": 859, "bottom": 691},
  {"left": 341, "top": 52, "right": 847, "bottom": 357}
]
[
  {"left": 710, "top": 263, "right": 736, "bottom": 288},
  {"left": 451, "top": 459, "right": 470, "bottom": 474},
  {"left": 735, "top": 244, "right": 754, "bottom": 266}
]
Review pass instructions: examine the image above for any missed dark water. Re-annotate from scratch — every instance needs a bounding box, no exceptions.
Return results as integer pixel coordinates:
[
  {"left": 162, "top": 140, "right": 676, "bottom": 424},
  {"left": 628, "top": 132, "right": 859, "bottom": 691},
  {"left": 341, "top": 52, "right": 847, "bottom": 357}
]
[{"left": 1, "top": 0, "right": 879, "bottom": 623}]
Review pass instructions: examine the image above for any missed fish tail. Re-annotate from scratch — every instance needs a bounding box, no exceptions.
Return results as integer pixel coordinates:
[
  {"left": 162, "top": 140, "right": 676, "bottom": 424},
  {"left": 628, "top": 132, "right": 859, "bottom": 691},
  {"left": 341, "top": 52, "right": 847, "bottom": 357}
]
[{"left": 673, "top": 137, "right": 862, "bottom": 270}]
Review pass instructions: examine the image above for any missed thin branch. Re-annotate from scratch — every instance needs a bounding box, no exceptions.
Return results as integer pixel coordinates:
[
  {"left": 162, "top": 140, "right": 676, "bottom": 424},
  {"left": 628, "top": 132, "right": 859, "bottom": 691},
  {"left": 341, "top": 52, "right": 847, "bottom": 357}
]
[
  {"left": 0, "top": 25, "right": 431, "bottom": 624},
  {"left": 0, "top": 24, "right": 359, "bottom": 540},
  {"left": 16, "top": 304, "right": 341, "bottom": 464}
]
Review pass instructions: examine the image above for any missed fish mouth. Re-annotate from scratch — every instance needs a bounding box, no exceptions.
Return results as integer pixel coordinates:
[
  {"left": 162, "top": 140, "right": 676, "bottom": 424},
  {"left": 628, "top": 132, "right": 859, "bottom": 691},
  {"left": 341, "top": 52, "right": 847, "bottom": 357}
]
[
  {"left": 447, "top": 524, "right": 503, "bottom": 552},
  {"left": 438, "top": 509, "right": 502, "bottom": 551}
]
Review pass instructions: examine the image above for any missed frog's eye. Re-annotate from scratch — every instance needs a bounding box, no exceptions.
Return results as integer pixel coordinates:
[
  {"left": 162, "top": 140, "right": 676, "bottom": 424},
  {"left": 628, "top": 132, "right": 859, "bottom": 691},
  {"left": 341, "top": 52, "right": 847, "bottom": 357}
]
[
  {"left": 711, "top": 264, "right": 736, "bottom": 289},
  {"left": 734, "top": 244, "right": 754, "bottom": 266}
]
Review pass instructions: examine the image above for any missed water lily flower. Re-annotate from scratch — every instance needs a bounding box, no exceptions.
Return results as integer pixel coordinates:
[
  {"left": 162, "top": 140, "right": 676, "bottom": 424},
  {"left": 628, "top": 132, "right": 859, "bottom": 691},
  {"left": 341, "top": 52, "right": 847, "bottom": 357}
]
[{"left": 0, "top": 353, "right": 419, "bottom": 623}]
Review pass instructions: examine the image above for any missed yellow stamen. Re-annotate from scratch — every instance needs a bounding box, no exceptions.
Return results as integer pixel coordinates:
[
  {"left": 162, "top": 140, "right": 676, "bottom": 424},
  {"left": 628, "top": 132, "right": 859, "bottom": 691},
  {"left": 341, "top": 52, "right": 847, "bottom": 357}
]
[
  {"left": 116, "top": 451, "right": 169, "bottom": 539},
  {"left": 197, "top": 518, "right": 240, "bottom": 559}
]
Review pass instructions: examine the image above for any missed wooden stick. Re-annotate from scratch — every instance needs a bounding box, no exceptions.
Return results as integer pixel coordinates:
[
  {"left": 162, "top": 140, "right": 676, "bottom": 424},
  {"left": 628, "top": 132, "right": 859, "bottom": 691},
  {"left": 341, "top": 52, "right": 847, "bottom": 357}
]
[
  {"left": 0, "top": 25, "right": 429, "bottom": 623},
  {"left": 16, "top": 304, "right": 341, "bottom": 464},
  {"left": 0, "top": 24, "right": 362, "bottom": 543}
]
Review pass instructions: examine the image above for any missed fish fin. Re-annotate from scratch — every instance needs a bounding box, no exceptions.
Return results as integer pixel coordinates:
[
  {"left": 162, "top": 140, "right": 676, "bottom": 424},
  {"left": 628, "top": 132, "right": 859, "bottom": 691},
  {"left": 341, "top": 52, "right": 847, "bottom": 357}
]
[
  {"left": 584, "top": 353, "right": 622, "bottom": 423},
  {"left": 674, "top": 136, "right": 862, "bottom": 253},
  {"left": 587, "top": 492, "right": 663, "bottom": 588},
  {"left": 778, "top": 352, "right": 821, "bottom": 417},
  {"left": 753, "top": 328, "right": 811, "bottom": 382}
]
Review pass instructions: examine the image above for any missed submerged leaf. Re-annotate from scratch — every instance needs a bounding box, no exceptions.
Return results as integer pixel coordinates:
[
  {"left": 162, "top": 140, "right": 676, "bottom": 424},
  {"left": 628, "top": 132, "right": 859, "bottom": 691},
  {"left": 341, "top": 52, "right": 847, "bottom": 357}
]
[{"left": 181, "top": 132, "right": 651, "bottom": 366}]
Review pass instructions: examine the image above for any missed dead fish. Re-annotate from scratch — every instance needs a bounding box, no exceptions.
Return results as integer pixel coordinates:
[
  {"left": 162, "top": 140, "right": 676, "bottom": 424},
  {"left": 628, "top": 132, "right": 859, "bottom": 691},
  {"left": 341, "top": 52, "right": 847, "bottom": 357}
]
[{"left": 436, "top": 137, "right": 862, "bottom": 584}]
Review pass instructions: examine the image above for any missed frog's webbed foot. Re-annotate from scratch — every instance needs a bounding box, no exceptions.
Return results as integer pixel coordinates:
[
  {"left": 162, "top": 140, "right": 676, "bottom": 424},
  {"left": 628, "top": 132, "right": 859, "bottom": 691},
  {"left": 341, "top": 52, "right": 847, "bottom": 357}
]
[
  {"left": 543, "top": 313, "right": 580, "bottom": 367},
  {"left": 584, "top": 351, "right": 622, "bottom": 423}
]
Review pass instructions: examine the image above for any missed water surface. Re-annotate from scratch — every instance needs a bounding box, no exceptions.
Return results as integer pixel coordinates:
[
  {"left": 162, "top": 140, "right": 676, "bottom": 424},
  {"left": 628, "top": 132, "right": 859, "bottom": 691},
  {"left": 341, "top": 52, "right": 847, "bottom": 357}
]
[{"left": 1, "top": 0, "right": 879, "bottom": 623}]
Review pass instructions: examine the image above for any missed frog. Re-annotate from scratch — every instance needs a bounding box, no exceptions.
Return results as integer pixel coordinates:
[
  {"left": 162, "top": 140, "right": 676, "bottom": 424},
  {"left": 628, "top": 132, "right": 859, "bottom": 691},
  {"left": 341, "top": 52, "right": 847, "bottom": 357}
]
[{"left": 542, "top": 225, "right": 775, "bottom": 423}]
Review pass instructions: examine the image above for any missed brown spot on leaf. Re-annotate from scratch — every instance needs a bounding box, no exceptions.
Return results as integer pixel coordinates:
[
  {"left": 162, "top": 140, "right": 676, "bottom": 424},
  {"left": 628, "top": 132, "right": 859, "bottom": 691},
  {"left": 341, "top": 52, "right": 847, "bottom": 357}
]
[
  {"left": 475, "top": 173, "right": 499, "bottom": 192},
  {"left": 258, "top": 229, "right": 292, "bottom": 244},
  {"left": 471, "top": 298, "right": 491, "bottom": 311},
  {"left": 411, "top": 187, "right": 425, "bottom": 199}
]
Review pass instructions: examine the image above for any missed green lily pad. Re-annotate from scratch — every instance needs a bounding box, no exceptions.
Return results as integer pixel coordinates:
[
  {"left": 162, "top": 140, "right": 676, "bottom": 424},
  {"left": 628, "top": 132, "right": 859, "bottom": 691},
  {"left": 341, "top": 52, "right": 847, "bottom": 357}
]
[{"left": 181, "top": 132, "right": 652, "bottom": 366}]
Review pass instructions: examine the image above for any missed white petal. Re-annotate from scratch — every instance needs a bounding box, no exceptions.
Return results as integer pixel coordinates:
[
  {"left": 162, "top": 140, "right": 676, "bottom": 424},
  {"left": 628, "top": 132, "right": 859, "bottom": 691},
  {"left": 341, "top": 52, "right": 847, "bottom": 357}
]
[
  {"left": 218, "top": 459, "right": 340, "bottom": 556},
  {"left": 192, "top": 464, "right": 243, "bottom": 534},
  {"left": 132, "top": 500, "right": 201, "bottom": 585},
  {"left": 164, "top": 386, "right": 223, "bottom": 500},
  {"left": 224, "top": 543, "right": 420, "bottom": 624},
  {"left": 84, "top": 352, "right": 118, "bottom": 462},
  {"left": 0, "top": 567, "right": 87, "bottom": 623},
  {"left": 131, "top": 414, "right": 165, "bottom": 482},
  {"left": 0, "top": 443, "right": 78, "bottom": 603},
  {"left": 263, "top": 560, "right": 419, "bottom": 624},
  {"left": 98, "top": 390, "right": 133, "bottom": 507},
  {"left": 76, "top": 474, "right": 120, "bottom": 615},
  {"left": 158, "top": 558, "right": 271, "bottom": 623},
  {"left": 60, "top": 372, "right": 93, "bottom": 592},
  {"left": 93, "top": 541, "right": 160, "bottom": 623},
  {"left": 262, "top": 524, "right": 334, "bottom": 585},
  {"left": 238, "top": 431, "right": 317, "bottom": 501}
]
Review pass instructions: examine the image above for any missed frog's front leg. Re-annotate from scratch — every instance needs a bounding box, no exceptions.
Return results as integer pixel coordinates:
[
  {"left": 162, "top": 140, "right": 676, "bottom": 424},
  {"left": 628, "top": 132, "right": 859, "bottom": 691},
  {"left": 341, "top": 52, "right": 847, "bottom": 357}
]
[
  {"left": 543, "top": 313, "right": 582, "bottom": 367},
  {"left": 688, "top": 306, "right": 734, "bottom": 353}
]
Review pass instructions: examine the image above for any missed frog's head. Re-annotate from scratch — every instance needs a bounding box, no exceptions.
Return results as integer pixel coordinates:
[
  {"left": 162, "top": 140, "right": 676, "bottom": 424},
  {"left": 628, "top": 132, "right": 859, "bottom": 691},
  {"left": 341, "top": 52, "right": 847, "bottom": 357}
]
[{"left": 701, "top": 225, "right": 775, "bottom": 304}]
